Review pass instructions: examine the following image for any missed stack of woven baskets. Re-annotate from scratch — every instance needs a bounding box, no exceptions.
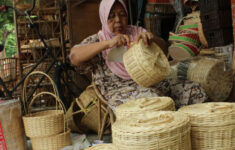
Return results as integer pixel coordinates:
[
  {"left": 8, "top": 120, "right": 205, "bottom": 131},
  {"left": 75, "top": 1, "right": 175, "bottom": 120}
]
[
  {"left": 123, "top": 39, "right": 171, "bottom": 87},
  {"left": 179, "top": 102, "right": 235, "bottom": 150},
  {"left": 169, "top": 11, "right": 208, "bottom": 60},
  {"left": 85, "top": 144, "right": 118, "bottom": 150},
  {"left": 22, "top": 92, "right": 71, "bottom": 150},
  {"left": 112, "top": 111, "right": 191, "bottom": 150},
  {"left": 115, "top": 97, "right": 175, "bottom": 120},
  {"left": 170, "top": 56, "right": 233, "bottom": 102}
]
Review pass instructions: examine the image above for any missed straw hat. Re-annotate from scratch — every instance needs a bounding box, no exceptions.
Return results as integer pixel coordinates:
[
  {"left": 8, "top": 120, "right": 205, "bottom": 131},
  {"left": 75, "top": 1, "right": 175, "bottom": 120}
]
[
  {"left": 179, "top": 102, "right": 235, "bottom": 150},
  {"left": 123, "top": 40, "right": 171, "bottom": 87},
  {"left": 112, "top": 111, "right": 191, "bottom": 150},
  {"left": 115, "top": 97, "right": 175, "bottom": 120},
  {"left": 85, "top": 144, "right": 118, "bottom": 150}
]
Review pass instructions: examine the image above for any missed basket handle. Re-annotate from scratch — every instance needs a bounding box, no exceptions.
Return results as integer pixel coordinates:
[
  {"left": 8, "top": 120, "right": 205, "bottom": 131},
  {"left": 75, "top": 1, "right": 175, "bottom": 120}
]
[
  {"left": 210, "top": 103, "right": 233, "bottom": 112},
  {"left": 139, "top": 98, "right": 161, "bottom": 108},
  {"left": 22, "top": 71, "right": 59, "bottom": 113},
  {"left": 131, "top": 114, "right": 173, "bottom": 126}
]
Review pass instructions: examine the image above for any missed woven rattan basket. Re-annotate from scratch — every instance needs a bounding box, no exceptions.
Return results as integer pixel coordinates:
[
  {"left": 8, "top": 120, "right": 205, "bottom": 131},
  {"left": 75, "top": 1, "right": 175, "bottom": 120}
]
[
  {"left": 85, "top": 144, "right": 119, "bottom": 150},
  {"left": 112, "top": 111, "right": 191, "bottom": 150},
  {"left": 123, "top": 40, "right": 171, "bottom": 87},
  {"left": 170, "top": 57, "right": 233, "bottom": 101},
  {"left": 115, "top": 97, "right": 175, "bottom": 120},
  {"left": 23, "top": 92, "right": 65, "bottom": 138},
  {"left": 79, "top": 85, "right": 97, "bottom": 108},
  {"left": 28, "top": 92, "right": 71, "bottom": 150},
  {"left": 179, "top": 102, "right": 235, "bottom": 150}
]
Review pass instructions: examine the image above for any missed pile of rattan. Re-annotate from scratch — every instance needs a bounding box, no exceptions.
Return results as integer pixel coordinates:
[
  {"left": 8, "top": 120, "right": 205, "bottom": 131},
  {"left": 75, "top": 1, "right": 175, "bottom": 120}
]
[
  {"left": 22, "top": 71, "right": 71, "bottom": 150},
  {"left": 85, "top": 144, "right": 119, "bottom": 150},
  {"left": 112, "top": 111, "right": 191, "bottom": 150},
  {"left": 170, "top": 57, "right": 233, "bottom": 101},
  {"left": 179, "top": 102, "right": 235, "bottom": 150},
  {"left": 123, "top": 39, "right": 171, "bottom": 87},
  {"left": 115, "top": 97, "right": 175, "bottom": 120}
]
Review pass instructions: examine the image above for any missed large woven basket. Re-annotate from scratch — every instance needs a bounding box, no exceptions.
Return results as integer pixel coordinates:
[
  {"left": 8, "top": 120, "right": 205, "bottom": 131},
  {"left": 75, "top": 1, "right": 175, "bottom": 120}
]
[
  {"left": 115, "top": 97, "right": 175, "bottom": 120},
  {"left": 179, "top": 102, "right": 235, "bottom": 150},
  {"left": 112, "top": 111, "right": 191, "bottom": 150},
  {"left": 22, "top": 92, "right": 66, "bottom": 138},
  {"left": 170, "top": 57, "right": 233, "bottom": 101},
  {"left": 85, "top": 144, "right": 119, "bottom": 150},
  {"left": 123, "top": 40, "right": 171, "bottom": 87}
]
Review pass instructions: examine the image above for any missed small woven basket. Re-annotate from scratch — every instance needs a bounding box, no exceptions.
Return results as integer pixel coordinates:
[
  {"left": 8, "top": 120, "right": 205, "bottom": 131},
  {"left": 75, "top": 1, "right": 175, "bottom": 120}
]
[
  {"left": 30, "top": 128, "right": 71, "bottom": 150},
  {"left": 85, "top": 144, "right": 119, "bottom": 150},
  {"left": 123, "top": 40, "right": 171, "bottom": 87},
  {"left": 28, "top": 92, "right": 71, "bottom": 150},
  {"left": 112, "top": 111, "right": 191, "bottom": 150},
  {"left": 179, "top": 102, "right": 235, "bottom": 150},
  {"left": 22, "top": 92, "right": 66, "bottom": 138},
  {"left": 115, "top": 97, "right": 175, "bottom": 120},
  {"left": 79, "top": 85, "right": 97, "bottom": 108}
]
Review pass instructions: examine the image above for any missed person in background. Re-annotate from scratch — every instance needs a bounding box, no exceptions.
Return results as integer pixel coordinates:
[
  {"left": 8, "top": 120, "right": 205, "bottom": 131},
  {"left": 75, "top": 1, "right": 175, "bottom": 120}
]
[{"left": 69, "top": 0, "right": 207, "bottom": 111}]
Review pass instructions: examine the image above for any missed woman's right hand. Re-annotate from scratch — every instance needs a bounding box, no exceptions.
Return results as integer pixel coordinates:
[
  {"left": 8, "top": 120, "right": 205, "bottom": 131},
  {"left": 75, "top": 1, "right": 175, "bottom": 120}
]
[{"left": 108, "top": 34, "right": 130, "bottom": 48}]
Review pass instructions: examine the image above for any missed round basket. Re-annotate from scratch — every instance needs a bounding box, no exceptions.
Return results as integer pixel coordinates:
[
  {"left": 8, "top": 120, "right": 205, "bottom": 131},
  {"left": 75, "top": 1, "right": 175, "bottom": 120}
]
[
  {"left": 85, "top": 144, "right": 119, "bottom": 150},
  {"left": 112, "top": 111, "right": 191, "bottom": 150},
  {"left": 169, "top": 42, "right": 199, "bottom": 60},
  {"left": 30, "top": 128, "right": 71, "bottom": 150},
  {"left": 169, "top": 32, "right": 200, "bottom": 47},
  {"left": 187, "top": 57, "right": 233, "bottom": 101},
  {"left": 23, "top": 92, "right": 66, "bottom": 138},
  {"left": 179, "top": 102, "right": 235, "bottom": 150},
  {"left": 170, "top": 57, "right": 233, "bottom": 101},
  {"left": 123, "top": 40, "right": 171, "bottom": 87},
  {"left": 115, "top": 97, "right": 175, "bottom": 120}
]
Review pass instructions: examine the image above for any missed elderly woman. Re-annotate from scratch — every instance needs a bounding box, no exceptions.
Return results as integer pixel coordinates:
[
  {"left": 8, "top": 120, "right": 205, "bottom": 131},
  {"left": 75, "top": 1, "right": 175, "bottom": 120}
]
[{"left": 69, "top": 0, "right": 207, "bottom": 111}]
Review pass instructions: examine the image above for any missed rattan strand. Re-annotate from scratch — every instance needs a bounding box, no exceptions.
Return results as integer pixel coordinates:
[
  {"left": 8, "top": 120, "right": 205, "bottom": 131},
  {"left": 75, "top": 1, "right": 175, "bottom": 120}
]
[
  {"left": 179, "top": 102, "right": 235, "bottom": 150},
  {"left": 123, "top": 40, "right": 171, "bottom": 87},
  {"left": 112, "top": 111, "right": 191, "bottom": 150},
  {"left": 85, "top": 144, "right": 119, "bottom": 150},
  {"left": 116, "top": 97, "right": 175, "bottom": 120}
]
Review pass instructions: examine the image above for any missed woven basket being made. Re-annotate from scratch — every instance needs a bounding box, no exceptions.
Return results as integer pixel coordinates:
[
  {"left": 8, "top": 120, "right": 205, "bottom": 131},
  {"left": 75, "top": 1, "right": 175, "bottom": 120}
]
[
  {"left": 112, "top": 111, "right": 191, "bottom": 150},
  {"left": 23, "top": 92, "right": 66, "bottom": 138},
  {"left": 115, "top": 97, "right": 175, "bottom": 120},
  {"left": 170, "top": 57, "right": 233, "bottom": 101},
  {"left": 85, "top": 144, "right": 119, "bottom": 150},
  {"left": 123, "top": 40, "right": 171, "bottom": 87},
  {"left": 179, "top": 102, "right": 235, "bottom": 150}
]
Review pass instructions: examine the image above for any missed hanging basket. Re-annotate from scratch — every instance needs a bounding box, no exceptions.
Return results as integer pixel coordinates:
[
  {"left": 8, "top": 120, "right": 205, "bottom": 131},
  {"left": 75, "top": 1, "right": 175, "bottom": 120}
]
[
  {"left": 112, "top": 111, "right": 191, "bottom": 150},
  {"left": 179, "top": 102, "right": 235, "bottom": 150},
  {"left": 115, "top": 97, "right": 175, "bottom": 120},
  {"left": 85, "top": 144, "right": 119, "bottom": 150},
  {"left": 22, "top": 92, "right": 66, "bottom": 138},
  {"left": 123, "top": 40, "right": 171, "bottom": 87}
]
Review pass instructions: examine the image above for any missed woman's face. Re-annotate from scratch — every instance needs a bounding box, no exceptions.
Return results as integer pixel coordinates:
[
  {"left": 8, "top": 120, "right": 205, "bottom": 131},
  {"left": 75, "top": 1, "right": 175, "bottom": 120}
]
[{"left": 107, "top": 2, "right": 128, "bottom": 35}]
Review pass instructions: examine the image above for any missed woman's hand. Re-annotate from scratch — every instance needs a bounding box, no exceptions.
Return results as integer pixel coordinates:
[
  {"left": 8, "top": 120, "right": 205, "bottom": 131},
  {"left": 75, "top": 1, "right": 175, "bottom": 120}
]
[
  {"left": 137, "top": 32, "right": 154, "bottom": 46},
  {"left": 108, "top": 34, "right": 130, "bottom": 48}
]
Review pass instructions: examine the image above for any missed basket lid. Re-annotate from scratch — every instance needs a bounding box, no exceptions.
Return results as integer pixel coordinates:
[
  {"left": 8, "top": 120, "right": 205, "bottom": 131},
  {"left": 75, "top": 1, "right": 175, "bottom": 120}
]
[
  {"left": 85, "top": 144, "right": 118, "bottom": 150},
  {"left": 113, "top": 111, "right": 189, "bottom": 134},
  {"left": 116, "top": 97, "right": 174, "bottom": 114},
  {"left": 179, "top": 102, "right": 235, "bottom": 126}
]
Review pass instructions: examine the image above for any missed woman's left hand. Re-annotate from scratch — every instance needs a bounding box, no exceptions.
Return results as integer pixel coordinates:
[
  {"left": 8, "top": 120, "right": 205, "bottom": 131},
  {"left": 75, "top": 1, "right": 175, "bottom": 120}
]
[{"left": 137, "top": 32, "right": 154, "bottom": 46}]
